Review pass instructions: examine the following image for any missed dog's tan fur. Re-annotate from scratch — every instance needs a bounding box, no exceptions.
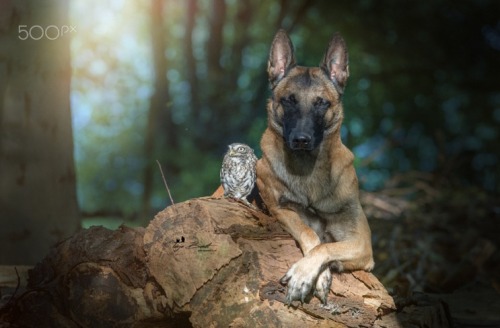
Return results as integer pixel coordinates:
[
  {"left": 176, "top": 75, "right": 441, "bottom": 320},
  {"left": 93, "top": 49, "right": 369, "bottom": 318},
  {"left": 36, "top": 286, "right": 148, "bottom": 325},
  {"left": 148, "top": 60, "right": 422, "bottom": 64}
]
[{"left": 256, "top": 30, "right": 374, "bottom": 304}]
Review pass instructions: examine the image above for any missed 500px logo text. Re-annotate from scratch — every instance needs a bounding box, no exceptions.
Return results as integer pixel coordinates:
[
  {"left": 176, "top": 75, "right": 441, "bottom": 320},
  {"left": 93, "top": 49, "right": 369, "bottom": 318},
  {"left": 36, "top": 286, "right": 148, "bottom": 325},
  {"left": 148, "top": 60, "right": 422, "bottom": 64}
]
[{"left": 18, "top": 25, "right": 76, "bottom": 40}]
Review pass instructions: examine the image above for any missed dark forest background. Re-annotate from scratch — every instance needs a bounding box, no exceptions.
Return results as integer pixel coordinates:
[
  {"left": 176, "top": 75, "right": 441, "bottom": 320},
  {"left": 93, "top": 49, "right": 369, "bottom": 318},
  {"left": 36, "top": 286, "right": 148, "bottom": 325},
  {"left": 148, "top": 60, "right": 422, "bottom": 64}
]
[{"left": 71, "top": 0, "right": 499, "bottom": 224}]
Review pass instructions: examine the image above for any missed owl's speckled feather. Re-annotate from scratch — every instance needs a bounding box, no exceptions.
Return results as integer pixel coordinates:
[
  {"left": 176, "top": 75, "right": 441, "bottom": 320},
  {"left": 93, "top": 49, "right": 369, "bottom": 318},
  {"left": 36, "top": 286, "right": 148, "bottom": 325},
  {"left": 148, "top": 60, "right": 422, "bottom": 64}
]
[{"left": 220, "top": 143, "right": 258, "bottom": 206}]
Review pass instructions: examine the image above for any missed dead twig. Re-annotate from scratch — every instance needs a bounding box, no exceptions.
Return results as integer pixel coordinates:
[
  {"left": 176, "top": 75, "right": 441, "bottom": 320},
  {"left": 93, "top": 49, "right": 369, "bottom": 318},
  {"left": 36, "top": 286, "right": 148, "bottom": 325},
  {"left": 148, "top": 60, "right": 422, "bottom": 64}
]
[{"left": 156, "top": 160, "right": 175, "bottom": 205}]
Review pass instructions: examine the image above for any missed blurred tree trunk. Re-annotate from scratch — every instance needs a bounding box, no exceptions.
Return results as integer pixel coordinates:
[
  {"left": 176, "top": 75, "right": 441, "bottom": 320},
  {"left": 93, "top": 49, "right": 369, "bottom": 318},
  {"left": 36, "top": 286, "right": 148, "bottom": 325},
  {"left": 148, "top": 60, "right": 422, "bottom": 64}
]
[
  {"left": 227, "top": 0, "right": 253, "bottom": 132},
  {"left": 206, "top": 0, "right": 225, "bottom": 80},
  {"left": 185, "top": 0, "right": 200, "bottom": 122},
  {"left": 141, "top": 0, "right": 173, "bottom": 219},
  {"left": 202, "top": 0, "right": 226, "bottom": 149},
  {"left": 288, "top": 0, "right": 314, "bottom": 31},
  {"left": 0, "top": 0, "right": 79, "bottom": 264},
  {"left": 276, "top": 0, "right": 291, "bottom": 30},
  {"left": 228, "top": 0, "right": 252, "bottom": 86}
]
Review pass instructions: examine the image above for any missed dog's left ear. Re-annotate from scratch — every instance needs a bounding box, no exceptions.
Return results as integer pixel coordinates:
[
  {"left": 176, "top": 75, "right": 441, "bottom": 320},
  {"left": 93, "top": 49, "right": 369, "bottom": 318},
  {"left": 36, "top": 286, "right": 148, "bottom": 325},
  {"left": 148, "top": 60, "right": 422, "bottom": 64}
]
[
  {"left": 320, "top": 33, "right": 349, "bottom": 93},
  {"left": 268, "top": 29, "right": 296, "bottom": 87}
]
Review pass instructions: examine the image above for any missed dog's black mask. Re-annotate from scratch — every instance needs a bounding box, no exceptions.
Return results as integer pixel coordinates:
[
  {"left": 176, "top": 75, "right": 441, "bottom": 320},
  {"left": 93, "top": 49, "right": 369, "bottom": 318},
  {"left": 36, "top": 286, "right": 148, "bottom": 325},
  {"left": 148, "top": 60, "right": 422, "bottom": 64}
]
[{"left": 280, "top": 94, "right": 329, "bottom": 152}]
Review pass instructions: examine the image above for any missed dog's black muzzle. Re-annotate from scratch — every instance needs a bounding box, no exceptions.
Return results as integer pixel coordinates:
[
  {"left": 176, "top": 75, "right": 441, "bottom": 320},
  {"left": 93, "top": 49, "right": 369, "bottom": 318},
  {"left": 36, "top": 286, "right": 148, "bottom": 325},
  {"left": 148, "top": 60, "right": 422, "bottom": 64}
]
[
  {"left": 289, "top": 132, "right": 313, "bottom": 151},
  {"left": 281, "top": 98, "right": 326, "bottom": 152}
]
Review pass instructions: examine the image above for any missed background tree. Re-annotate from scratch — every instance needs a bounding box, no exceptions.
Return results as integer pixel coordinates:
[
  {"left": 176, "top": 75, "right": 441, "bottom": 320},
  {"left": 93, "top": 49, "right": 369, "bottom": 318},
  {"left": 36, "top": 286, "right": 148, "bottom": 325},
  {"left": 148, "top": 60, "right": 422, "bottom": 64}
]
[
  {"left": 141, "top": 0, "right": 173, "bottom": 219},
  {"left": 0, "top": 0, "right": 79, "bottom": 264}
]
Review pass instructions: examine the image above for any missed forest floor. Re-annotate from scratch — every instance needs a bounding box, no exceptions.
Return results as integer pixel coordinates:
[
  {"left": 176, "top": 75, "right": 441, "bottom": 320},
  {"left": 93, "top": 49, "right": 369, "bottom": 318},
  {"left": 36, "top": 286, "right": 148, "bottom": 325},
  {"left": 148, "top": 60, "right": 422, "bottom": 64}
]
[{"left": 364, "top": 172, "right": 500, "bottom": 327}]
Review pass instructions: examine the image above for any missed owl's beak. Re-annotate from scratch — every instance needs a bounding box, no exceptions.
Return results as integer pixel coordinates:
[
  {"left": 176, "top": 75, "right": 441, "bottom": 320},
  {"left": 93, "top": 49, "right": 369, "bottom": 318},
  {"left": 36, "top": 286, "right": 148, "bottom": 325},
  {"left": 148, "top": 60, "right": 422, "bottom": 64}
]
[{"left": 228, "top": 150, "right": 235, "bottom": 156}]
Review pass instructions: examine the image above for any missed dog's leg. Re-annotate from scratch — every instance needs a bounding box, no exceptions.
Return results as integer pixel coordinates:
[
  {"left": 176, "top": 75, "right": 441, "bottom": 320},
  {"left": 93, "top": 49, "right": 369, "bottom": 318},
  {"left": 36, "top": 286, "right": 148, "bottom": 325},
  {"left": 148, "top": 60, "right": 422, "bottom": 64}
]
[
  {"left": 314, "top": 268, "right": 332, "bottom": 304},
  {"left": 280, "top": 237, "right": 372, "bottom": 304},
  {"left": 265, "top": 207, "right": 327, "bottom": 303},
  {"left": 271, "top": 207, "right": 321, "bottom": 255},
  {"left": 280, "top": 214, "right": 373, "bottom": 304}
]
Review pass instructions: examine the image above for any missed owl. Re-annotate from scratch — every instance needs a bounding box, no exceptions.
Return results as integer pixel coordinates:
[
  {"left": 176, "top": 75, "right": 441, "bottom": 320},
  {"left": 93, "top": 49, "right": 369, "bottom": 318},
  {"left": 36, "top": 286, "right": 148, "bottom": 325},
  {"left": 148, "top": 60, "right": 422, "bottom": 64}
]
[{"left": 220, "top": 143, "right": 258, "bottom": 207}]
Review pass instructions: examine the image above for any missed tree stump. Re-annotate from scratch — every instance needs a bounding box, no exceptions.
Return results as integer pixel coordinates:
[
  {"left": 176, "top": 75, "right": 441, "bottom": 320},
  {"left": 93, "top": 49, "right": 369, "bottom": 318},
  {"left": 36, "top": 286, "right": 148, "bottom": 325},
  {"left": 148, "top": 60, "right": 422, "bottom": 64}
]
[{"left": 0, "top": 197, "right": 450, "bottom": 327}]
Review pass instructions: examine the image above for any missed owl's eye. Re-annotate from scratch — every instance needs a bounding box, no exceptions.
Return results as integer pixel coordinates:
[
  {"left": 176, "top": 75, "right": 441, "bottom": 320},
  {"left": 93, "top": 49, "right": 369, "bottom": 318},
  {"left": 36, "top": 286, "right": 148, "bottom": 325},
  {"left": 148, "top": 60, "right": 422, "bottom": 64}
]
[{"left": 238, "top": 147, "right": 245, "bottom": 152}]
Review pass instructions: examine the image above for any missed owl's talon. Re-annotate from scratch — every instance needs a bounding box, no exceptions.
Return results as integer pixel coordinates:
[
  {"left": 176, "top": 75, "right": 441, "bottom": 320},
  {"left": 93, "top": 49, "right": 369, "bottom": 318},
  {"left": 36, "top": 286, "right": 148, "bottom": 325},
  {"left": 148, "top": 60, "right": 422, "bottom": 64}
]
[{"left": 241, "top": 198, "right": 256, "bottom": 209}]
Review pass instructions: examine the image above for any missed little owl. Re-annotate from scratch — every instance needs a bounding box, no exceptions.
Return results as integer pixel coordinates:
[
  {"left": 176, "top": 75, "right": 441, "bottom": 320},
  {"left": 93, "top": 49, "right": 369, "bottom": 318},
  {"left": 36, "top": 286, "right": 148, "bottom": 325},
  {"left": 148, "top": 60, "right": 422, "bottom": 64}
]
[{"left": 220, "top": 143, "right": 258, "bottom": 207}]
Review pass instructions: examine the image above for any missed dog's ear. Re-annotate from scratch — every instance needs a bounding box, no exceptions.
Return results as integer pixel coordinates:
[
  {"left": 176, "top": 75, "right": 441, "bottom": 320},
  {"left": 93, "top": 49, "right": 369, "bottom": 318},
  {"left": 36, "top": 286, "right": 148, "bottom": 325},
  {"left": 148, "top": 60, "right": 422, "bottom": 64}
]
[
  {"left": 268, "top": 29, "right": 296, "bottom": 87},
  {"left": 321, "top": 33, "right": 349, "bottom": 93}
]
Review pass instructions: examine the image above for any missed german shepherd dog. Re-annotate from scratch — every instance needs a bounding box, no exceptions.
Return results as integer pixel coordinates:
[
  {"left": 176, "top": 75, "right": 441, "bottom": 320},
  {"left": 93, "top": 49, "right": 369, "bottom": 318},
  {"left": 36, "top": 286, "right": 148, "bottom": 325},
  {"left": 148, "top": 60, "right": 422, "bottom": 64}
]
[{"left": 256, "top": 30, "right": 374, "bottom": 305}]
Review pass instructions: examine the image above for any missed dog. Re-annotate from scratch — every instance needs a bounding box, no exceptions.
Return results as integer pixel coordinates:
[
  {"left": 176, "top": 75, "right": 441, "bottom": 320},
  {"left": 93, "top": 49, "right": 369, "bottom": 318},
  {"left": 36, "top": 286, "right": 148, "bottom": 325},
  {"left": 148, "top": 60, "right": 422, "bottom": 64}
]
[{"left": 256, "top": 29, "right": 374, "bottom": 305}]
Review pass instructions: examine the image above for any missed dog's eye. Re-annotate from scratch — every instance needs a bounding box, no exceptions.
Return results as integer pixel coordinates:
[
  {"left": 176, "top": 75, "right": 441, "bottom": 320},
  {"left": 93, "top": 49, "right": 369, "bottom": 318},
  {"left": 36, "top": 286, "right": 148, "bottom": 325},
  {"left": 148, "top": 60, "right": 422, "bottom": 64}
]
[
  {"left": 314, "top": 97, "right": 331, "bottom": 110},
  {"left": 280, "top": 94, "right": 298, "bottom": 105}
]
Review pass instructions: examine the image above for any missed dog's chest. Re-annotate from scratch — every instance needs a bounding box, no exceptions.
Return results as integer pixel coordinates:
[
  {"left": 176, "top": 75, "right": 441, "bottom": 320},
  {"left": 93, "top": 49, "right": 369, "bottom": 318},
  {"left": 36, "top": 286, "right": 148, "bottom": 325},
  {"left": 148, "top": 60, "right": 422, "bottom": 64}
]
[{"left": 275, "top": 160, "right": 334, "bottom": 210}]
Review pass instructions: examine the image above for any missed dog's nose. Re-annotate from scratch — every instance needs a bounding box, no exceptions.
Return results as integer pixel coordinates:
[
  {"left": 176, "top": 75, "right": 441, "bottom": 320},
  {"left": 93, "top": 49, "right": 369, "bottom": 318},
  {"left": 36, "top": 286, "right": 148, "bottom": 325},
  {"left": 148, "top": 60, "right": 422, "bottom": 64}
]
[{"left": 292, "top": 134, "right": 312, "bottom": 149}]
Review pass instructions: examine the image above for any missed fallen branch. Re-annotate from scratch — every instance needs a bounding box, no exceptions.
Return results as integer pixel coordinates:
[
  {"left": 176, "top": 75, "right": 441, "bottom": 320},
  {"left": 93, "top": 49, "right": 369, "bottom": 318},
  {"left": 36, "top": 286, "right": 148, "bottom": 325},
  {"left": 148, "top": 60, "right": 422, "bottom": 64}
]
[{"left": 0, "top": 197, "right": 450, "bottom": 327}]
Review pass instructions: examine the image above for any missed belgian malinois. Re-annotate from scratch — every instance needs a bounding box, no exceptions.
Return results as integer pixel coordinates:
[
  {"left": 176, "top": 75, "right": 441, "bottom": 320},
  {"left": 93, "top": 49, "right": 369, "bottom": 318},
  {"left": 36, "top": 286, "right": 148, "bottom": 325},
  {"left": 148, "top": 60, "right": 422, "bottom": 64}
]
[{"left": 256, "top": 29, "right": 374, "bottom": 305}]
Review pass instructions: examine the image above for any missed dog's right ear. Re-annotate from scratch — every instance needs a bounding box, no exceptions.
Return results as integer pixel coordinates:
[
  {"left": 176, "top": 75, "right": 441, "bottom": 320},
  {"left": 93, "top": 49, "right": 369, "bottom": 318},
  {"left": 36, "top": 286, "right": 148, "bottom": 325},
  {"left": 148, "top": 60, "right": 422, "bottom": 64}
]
[
  {"left": 320, "top": 33, "right": 349, "bottom": 93},
  {"left": 268, "top": 29, "right": 296, "bottom": 87}
]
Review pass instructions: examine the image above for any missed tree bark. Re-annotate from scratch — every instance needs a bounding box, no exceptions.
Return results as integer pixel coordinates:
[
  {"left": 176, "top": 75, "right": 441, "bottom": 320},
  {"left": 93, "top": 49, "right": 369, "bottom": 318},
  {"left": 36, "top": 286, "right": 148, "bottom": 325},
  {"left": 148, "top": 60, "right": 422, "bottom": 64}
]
[
  {"left": 0, "top": 197, "right": 450, "bottom": 327},
  {"left": 0, "top": 0, "right": 79, "bottom": 264}
]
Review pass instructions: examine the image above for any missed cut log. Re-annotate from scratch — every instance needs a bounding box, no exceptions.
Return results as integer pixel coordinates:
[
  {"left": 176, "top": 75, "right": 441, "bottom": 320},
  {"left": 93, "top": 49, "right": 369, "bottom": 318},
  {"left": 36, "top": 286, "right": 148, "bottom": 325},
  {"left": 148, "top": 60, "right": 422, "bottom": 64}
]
[{"left": 0, "top": 197, "right": 449, "bottom": 327}]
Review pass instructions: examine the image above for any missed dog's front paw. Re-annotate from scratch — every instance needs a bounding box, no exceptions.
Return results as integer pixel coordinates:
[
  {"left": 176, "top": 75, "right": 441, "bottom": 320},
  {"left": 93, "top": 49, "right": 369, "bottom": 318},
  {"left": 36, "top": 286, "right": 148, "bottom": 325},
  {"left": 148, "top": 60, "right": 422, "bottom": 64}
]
[
  {"left": 280, "top": 257, "right": 322, "bottom": 305},
  {"left": 314, "top": 268, "right": 332, "bottom": 304}
]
